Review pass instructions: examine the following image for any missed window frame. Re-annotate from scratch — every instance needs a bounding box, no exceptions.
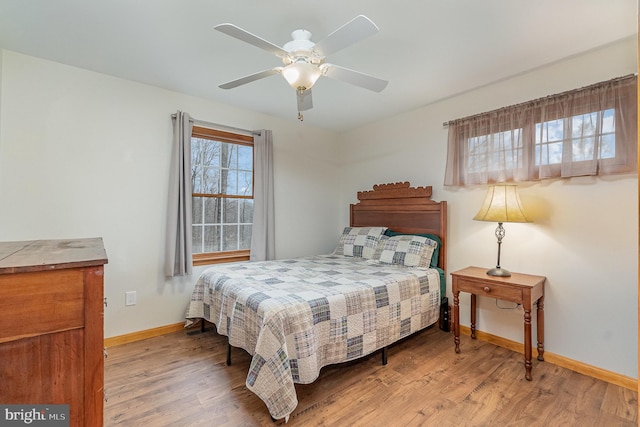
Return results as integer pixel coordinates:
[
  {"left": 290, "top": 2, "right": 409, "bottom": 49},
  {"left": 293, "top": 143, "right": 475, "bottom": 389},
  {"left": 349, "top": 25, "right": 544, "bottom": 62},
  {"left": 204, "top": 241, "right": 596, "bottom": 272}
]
[{"left": 191, "top": 126, "right": 254, "bottom": 266}]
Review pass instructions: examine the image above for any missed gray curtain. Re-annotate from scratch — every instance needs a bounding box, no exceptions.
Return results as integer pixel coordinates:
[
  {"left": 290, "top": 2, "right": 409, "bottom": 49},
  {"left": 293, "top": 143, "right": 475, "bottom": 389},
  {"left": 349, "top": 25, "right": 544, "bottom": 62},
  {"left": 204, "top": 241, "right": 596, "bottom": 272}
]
[
  {"left": 165, "top": 111, "right": 193, "bottom": 276},
  {"left": 250, "top": 129, "right": 275, "bottom": 261}
]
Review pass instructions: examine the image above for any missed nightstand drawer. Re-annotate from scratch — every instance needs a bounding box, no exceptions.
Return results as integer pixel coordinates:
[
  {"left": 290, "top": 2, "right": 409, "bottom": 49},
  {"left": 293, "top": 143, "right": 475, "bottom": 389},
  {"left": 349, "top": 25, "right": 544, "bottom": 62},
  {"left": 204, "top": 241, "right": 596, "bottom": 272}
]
[{"left": 454, "top": 278, "right": 523, "bottom": 303}]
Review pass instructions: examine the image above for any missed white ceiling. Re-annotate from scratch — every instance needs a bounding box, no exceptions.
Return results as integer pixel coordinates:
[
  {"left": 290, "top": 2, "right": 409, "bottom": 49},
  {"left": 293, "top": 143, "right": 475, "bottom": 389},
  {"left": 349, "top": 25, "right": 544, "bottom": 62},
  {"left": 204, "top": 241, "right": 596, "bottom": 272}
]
[{"left": 0, "top": 1, "right": 636, "bottom": 132}]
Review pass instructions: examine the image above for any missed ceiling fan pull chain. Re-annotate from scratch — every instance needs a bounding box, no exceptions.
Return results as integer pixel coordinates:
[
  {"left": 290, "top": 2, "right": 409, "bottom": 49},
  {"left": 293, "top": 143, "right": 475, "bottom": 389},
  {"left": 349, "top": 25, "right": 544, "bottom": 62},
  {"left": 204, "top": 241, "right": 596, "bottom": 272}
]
[{"left": 298, "top": 111, "right": 304, "bottom": 122}]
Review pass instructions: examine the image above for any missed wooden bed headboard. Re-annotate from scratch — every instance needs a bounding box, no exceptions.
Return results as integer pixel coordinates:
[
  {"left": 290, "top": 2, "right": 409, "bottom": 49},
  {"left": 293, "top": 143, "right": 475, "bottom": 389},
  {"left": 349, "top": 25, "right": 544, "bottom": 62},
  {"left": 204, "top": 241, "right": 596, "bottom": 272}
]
[{"left": 350, "top": 182, "right": 447, "bottom": 270}]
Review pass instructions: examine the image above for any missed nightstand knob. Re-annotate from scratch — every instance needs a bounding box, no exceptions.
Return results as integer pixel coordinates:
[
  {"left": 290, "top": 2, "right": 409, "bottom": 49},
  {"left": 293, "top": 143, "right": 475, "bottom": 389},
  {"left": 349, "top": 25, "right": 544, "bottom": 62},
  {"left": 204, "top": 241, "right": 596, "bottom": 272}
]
[{"left": 483, "top": 286, "right": 491, "bottom": 293}]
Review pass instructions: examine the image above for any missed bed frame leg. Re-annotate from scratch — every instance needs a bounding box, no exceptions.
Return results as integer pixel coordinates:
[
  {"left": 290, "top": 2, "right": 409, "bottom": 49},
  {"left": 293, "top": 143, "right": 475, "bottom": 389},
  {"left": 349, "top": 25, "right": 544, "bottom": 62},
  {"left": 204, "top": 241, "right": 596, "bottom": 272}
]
[
  {"left": 381, "top": 346, "right": 388, "bottom": 365},
  {"left": 226, "top": 341, "right": 232, "bottom": 366},
  {"left": 187, "top": 319, "right": 208, "bottom": 336}
]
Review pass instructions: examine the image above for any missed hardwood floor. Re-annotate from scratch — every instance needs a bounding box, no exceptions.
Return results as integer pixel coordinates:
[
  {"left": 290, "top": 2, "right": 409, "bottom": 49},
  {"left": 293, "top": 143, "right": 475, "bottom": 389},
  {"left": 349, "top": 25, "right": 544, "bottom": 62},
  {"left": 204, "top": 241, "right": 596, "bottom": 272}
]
[{"left": 104, "top": 326, "right": 637, "bottom": 426}]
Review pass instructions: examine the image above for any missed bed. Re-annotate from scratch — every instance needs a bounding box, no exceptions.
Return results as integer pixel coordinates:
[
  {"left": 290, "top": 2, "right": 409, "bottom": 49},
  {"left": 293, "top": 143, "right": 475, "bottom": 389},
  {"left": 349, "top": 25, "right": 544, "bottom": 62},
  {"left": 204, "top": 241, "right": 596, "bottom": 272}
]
[{"left": 185, "top": 182, "right": 447, "bottom": 421}]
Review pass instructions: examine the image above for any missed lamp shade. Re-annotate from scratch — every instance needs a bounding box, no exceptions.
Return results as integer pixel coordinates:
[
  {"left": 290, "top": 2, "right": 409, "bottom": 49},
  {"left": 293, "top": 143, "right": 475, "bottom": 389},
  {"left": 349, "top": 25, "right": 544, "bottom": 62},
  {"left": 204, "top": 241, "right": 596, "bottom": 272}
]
[
  {"left": 281, "top": 61, "right": 322, "bottom": 91},
  {"left": 473, "top": 184, "right": 530, "bottom": 223}
]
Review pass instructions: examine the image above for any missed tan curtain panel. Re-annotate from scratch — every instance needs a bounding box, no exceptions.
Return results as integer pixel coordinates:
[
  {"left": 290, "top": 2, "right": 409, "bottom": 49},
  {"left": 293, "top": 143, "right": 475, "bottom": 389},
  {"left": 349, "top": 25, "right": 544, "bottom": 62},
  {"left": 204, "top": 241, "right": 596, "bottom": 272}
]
[{"left": 444, "top": 75, "right": 637, "bottom": 187}]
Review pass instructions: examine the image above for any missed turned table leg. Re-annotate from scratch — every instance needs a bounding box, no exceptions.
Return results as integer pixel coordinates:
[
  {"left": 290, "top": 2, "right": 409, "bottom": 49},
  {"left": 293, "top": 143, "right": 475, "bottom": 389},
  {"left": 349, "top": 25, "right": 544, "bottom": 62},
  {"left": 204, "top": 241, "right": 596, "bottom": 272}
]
[
  {"left": 454, "top": 290, "right": 460, "bottom": 353},
  {"left": 470, "top": 294, "right": 477, "bottom": 339},
  {"left": 537, "top": 295, "right": 545, "bottom": 361},
  {"left": 524, "top": 306, "right": 533, "bottom": 381}
]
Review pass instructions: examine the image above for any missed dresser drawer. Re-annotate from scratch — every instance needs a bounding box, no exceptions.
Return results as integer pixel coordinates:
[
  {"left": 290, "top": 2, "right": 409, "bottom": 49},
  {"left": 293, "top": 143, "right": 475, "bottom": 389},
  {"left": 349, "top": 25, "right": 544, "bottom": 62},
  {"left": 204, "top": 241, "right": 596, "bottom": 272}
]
[
  {"left": 0, "top": 269, "right": 84, "bottom": 343},
  {"left": 454, "top": 277, "right": 524, "bottom": 303}
]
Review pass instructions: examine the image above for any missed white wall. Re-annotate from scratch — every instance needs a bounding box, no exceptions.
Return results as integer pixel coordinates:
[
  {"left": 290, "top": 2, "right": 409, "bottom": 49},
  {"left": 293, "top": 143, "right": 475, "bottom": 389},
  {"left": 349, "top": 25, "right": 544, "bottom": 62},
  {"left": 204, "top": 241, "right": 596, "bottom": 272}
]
[
  {"left": 0, "top": 50, "right": 342, "bottom": 338},
  {"left": 338, "top": 36, "right": 638, "bottom": 378}
]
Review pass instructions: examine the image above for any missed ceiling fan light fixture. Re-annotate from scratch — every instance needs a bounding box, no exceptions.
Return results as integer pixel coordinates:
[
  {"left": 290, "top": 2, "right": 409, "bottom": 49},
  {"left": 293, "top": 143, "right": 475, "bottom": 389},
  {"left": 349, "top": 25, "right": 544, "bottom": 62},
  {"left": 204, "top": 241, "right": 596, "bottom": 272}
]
[{"left": 282, "top": 61, "right": 322, "bottom": 91}]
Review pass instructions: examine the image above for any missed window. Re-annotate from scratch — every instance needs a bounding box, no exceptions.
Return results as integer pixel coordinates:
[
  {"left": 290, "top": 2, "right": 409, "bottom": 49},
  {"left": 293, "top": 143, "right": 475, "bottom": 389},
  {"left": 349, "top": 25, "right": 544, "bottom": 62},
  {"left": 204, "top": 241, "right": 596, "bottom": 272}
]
[
  {"left": 444, "top": 75, "right": 637, "bottom": 186},
  {"left": 191, "top": 126, "right": 253, "bottom": 265},
  {"left": 535, "top": 108, "right": 615, "bottom": 165},
  {"left": 467, "top": 128, "right": 523, "bottom": 173}
]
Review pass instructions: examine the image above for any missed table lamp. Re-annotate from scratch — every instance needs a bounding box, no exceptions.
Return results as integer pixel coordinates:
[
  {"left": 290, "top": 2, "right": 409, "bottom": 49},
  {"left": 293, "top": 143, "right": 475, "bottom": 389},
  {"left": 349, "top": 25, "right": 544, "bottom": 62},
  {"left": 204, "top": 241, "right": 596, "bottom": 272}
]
[{"left": 473, "top": 184, "right": 530, "bottom": 277}]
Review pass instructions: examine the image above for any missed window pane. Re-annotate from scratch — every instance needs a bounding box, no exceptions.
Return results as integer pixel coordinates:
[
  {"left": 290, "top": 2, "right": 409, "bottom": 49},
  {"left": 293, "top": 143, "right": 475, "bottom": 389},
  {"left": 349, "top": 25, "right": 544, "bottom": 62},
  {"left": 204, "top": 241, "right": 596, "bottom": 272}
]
[
  {"left": 192, "top": 225, "right": 203, "bottom": 253},
  {"left": 600, "top": 134, "right": 615, "bottom": 159},
  {"left": 572, "top": 137, "right": 595, "bottom": 162},
  {"left": 223, "top": 225, "right": 238, "bottom": 251},
  {"left": 238, "top": 145, "right": 253, "bottom": 170},
  {"left": 191, "top": 139, "right": 203, "bottom": 193},
  {"left": 537, "top": 119, "right": 564, "bottom": 143},
  {"left": 193, "top": 138, "right": 221, "bottom": 167},
  {"left": 536, "top": 140, "right": 562, "bottom": 165},
  {"left": 467, "top": 136, "right": 486, "bottom": 173},
  {"left": 192, "top": 138, "right": 223, "bottom": 194},
  {"left": 238, "top": 171, "right": 253, "bottom": 197},
  {"left": 239, "top": 225, "right": 252, "bottom": 250},
  {"left": 204, "top": 197, "right": 221, "bottom": 224},
  {"left": 204, "top": 225, "right": 220, "bottom": 252},
  {"left": 240, "top": 199, "right": 253, "bottom": 223},
  {"left": 221, "top": 143, "right": 237, "bottom": 169},
  {"left": 223, "top": 170, "right": 237, "bottom": 195},
  {"left": 203, "top": 139, "right": 221, "bottom": 167},
  {"left": 192, "top": 197, "right": 203, "bottom": 224},
  {"left": 192, "top": 174, "right": 202, "bottom": 194},
  {"left": 535, "top": 119, "right": 564, "bottom": 166},
  {"left": 224, "top": 199, "right": 238, "bottom": 223},
  {"left": 602, "top": 108, "right": 615, "bottom": 133},
  {"left": 466, "top": 130, "right": 522, "bottom": 173},
  {"left": 191, "top": 138, "right": 202, "bottom": 158},
  {"left": 572, "top": 112, "right": 597, "bottom": 138},
  {"left": 203, "top": 167, "right": 220, "bottom": 194}
]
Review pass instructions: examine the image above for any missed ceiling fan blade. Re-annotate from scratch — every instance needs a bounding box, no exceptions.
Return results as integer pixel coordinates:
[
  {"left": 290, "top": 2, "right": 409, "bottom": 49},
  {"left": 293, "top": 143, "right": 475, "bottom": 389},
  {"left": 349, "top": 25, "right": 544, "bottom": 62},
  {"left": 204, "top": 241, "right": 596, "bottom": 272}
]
[
  {"left": 219, "top": 68, "right": 282, "bottom": 89},
  {"left": 297, "top": 89, "right": 313, "bottom": 111},
  {"left": 215, "top": 23, "right": 289, "bottom": 57},
  {"left": 322, "top": 64, "right": 388, "bottom": 92},
  {"left": 313, "top": 15, "right": 379, "bottom": 57}
]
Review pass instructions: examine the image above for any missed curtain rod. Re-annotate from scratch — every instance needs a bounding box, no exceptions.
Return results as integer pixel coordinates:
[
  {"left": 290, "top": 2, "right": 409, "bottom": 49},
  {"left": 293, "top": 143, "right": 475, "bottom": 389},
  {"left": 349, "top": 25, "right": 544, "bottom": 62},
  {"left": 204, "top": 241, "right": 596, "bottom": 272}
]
[
  {"left": 442, "top": 73, "right": 637, "bottom": 127},
  {"left": 171, "top": 114, "right": 261, "bottom": 136}
]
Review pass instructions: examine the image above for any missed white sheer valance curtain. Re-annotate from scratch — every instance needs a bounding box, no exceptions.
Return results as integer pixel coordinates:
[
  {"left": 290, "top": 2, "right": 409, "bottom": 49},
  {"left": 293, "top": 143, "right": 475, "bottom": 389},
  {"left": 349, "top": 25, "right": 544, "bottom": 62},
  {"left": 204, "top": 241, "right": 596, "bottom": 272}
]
[
  {"left": 444, "top": 75, "right": 637, "bottom": 187},
  {"left": 165, "top": 111, "right": 193, "bottom": 276},
  {"left": 251, "top": 129, "right": 275, "bottom": 261}
]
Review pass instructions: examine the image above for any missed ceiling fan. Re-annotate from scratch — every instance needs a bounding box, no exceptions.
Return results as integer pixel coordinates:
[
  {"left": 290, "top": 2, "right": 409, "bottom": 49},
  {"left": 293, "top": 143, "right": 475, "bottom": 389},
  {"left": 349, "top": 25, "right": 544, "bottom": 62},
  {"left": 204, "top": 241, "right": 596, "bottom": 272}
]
[{"left": 214, "top": 15, "right": 388, "bottom": 121}]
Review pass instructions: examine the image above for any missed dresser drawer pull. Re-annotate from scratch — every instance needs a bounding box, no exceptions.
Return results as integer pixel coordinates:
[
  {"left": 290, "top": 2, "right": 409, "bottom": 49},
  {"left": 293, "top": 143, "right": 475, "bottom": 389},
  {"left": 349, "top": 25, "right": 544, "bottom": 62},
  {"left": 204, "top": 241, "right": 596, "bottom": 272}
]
[{"left": 483, "top": 286, "right": 491, "bottom": 293}]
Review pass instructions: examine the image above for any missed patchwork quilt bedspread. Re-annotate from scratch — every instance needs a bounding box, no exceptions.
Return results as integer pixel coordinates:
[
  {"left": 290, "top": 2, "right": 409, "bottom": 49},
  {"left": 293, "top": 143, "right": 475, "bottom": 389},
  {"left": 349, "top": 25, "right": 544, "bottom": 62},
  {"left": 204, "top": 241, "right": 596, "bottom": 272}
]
[{"left": 185, "top": 254, "right": 441, "bottom": 420}]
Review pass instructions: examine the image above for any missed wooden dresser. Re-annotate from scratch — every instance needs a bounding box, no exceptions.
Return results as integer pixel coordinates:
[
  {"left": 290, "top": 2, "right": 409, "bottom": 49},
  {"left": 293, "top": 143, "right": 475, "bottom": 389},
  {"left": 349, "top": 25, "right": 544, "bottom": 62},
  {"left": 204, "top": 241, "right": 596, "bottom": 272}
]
[{"left": 0, "top": 238, "right": 108, "bottom": 427}]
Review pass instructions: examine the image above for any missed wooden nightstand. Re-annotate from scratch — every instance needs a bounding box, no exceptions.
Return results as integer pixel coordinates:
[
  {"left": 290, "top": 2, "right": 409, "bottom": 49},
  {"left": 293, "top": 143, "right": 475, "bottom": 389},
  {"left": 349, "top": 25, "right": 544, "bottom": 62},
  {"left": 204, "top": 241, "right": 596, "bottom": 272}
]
[{"left": 451, "top": 266, "right": 546, "bottom": 381}]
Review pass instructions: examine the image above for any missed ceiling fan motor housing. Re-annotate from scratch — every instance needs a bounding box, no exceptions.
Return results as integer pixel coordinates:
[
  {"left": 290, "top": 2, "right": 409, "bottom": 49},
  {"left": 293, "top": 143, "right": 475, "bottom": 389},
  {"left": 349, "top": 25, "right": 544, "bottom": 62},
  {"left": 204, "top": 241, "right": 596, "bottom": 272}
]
[{"left": 282, "top": 30, "right": 323, "bottom": 65}]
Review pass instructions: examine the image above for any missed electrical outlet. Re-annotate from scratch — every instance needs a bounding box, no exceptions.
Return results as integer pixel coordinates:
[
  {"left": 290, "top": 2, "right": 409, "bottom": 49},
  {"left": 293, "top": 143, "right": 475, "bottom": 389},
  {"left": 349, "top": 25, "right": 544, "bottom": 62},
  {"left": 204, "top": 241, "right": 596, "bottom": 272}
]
[{"left": 125, "top": 291, "right": 137, "bottom": 306}]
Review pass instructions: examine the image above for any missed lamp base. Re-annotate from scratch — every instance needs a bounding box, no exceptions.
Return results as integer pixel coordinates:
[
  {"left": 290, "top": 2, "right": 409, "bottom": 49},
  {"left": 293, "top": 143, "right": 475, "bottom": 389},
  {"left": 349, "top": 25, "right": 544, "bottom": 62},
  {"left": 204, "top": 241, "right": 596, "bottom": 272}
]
[{"left": 486, "top": 267, "right": 511, "bottom": 277}]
